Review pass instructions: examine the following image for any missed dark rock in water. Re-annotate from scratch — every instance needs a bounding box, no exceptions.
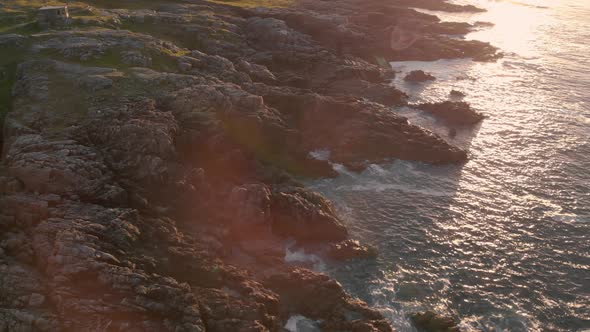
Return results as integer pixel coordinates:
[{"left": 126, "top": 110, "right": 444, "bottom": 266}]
[
  {"left": 391, "top": 37, "right": 502, "bottom": 62},
  {"left": 474, "top": 21, "right": 495, "bottom": 28},
  {"left": 416, "top": 101, "right": 485, "bottom": 126},
  {"left": 433, "top": 21, "right": 473, "bottom": 35},
  {"left": 449, "top": 90, "right": 466, "bottom": 98},
  {"left": 326, "top": 239, "right": 378, "bottom": 261},
  {"left": 411, "top": 311, "right": 460, "bottom": 332},
  {"left": 404, "top": 70, "right": 436, "bottom": 82}
]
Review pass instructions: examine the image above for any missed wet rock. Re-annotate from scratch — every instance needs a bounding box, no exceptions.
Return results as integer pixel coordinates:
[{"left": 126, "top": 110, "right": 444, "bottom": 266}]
[
  {"left": 416, "top": 101, "right": 485, "bottom": 126},
  {"left": 404, "top": 70, "right": 436, "bottom": 82},
  {"left": 326, "top": 239, "right": 378, "bottom": 261},
  {"left": 411, "top": 311, "right": 460, "bottom": 332},
  {"left": 449, "top": 90, "right": 466, "bottom": 98}
]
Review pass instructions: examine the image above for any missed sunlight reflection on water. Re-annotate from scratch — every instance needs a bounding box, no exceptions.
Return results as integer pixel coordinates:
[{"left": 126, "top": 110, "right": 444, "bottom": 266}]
[{"left": 308, "top": 0, "right": 590, "bottom": 331}]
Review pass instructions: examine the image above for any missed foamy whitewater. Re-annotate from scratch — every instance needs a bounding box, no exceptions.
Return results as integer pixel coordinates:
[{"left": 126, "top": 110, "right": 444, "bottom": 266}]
[{"left": 307, "top": 0, "right": 590, "bottom": 331}]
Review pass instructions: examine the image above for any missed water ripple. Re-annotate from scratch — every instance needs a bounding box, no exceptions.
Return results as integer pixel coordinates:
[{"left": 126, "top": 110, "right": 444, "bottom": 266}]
[{"left": 308, "top": 0, "right": 590, "bottom": 330}]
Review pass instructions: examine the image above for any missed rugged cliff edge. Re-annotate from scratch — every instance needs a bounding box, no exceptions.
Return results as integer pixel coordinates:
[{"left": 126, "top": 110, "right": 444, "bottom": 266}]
[{"left": 0, "top": 0, "right": 497, "bottom": 331}]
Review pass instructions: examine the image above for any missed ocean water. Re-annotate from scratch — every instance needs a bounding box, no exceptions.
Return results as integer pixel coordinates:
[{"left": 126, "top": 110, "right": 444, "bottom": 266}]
[{"left": 307, "top": 0, "right": 590, "bottom": 331}]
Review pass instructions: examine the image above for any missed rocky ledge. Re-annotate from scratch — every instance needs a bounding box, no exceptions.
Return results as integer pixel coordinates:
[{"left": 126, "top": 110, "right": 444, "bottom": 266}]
[{"left": 0, "top": 0, "right": 496, "bottom": 331}]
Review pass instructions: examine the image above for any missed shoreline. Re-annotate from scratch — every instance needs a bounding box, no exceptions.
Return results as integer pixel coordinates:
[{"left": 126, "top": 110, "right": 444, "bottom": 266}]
[{"left": 0, "top": 0, "right": 499, "bottom": 330}]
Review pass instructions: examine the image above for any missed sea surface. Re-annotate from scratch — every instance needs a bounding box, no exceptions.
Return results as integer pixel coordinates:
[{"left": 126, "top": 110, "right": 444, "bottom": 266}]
[{"left": 306, "top": 0, "right": 590, "bottom": 330}]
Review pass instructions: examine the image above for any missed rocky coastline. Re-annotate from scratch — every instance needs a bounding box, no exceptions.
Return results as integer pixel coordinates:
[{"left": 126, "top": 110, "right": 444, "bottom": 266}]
[{"left": 0, "top": 0, "right": 497, "bottom": 331}]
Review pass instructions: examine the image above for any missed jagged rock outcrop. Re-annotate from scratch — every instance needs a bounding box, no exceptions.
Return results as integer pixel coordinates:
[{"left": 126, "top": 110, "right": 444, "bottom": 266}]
[
  {"left": 0, "top": 0, "right": 495, "bottom": 329},
  {"left": 410, "top": 311, "right": 460, "bottom": 332},
  {"left": 266, "top": 268, "right": 393, "bottom": 331}
]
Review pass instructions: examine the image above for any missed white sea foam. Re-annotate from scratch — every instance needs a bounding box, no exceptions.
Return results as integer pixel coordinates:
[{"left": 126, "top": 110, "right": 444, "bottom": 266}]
[
  {"left": 284, "top": 315, "right": 321, "bottom": 332},
  {"left": 307, "top": 1, "right": 590, "bottom": 331},
  {"left": 284, "top": 246, "right": 326, "bottom": 271},
  {"left": 309, "top": 149, "right": 331, "bottom": 161}
]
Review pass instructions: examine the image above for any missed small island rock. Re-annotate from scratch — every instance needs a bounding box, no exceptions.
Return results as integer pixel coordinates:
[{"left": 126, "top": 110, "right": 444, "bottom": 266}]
[{"left": 404, "top": 70, "right": 436, "bottom": 82}]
